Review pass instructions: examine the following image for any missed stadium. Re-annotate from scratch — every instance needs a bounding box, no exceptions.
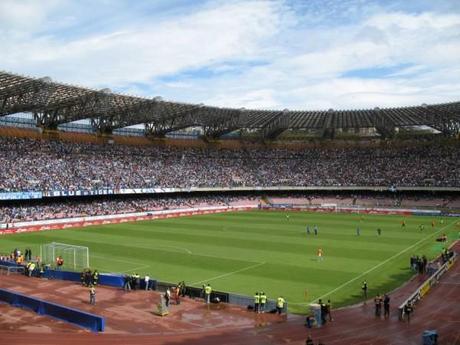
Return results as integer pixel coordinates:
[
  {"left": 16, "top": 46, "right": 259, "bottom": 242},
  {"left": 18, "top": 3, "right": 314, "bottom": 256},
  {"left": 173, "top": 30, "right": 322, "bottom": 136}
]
[{"left": 1, "top": 1, "right": 460, "bottom": 345}]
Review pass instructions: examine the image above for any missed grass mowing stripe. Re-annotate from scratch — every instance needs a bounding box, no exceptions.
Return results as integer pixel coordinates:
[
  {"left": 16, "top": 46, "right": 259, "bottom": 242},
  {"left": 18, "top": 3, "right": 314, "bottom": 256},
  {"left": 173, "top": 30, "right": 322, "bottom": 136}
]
[
  {"left": 136, "top": 228, "right": 394, "bottom": 258},
  {"left": 91, "top": 254, "right": 147, "bottom": 266},
  {"left": 160, "top": 214, "right": 428, "bottom": 242},
  {"left": 293, "top": 220, "right": 457, "bottom": 306},
  {"left": 191, "top": 261, "right": 266, "bottom": 286},
  {"left": 79, "top": 225, "right": 397, "bottom": 259},
  {"left": 37, "top": 235, "right": 260, "bottom": 271},
  {"left": 1, "top": 211, "right": 456, "bottom": 313},
  {"left": 60, "top": 229, "right": 277, "bottom": 267},
  {"left": 122, "top": 264, "right": 151, "bottom": 273}
]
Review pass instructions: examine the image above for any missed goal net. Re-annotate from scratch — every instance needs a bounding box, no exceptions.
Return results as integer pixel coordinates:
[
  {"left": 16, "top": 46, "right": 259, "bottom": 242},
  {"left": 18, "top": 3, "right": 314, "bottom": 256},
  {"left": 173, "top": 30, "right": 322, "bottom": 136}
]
[
  {"left": 40, "top": 242, "right": 89, "bottom": 271},
  {"left": 321, "top": 203, "right": 338, "bottom": 212}
]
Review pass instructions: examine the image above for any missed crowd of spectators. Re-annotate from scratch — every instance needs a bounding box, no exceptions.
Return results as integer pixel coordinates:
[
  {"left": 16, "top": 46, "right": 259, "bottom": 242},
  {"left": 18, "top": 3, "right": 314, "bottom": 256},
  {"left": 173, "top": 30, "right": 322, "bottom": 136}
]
[
  {"left": 0, "top": 137, "right": 458, "bottom": 192},
  {"left": 2, "top": 190, "right": 458, "bottom": 225},
  {"left": 269, "top": 193, "right": 460, "bottom": 209},
  {"left": 0, "top": 195, "right": 254, "bottom": 223}
]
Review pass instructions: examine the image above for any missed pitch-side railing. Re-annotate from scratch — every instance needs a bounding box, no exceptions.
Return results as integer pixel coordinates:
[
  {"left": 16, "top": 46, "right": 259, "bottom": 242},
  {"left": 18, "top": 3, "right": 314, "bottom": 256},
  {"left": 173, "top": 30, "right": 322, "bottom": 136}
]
[{"left": 398, "top": 250, "right": 457, "bottom": 320}]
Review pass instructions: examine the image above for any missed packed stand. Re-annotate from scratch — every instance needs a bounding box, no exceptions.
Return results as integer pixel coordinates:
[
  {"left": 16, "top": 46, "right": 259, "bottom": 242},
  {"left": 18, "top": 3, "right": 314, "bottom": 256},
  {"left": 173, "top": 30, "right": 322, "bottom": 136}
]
[
  {"left": 0, "top": 137, "right": 458, "bottom": 192},
  {"left": 0, "top": 195, "right": 257, "bottom": 224},
  {"left": 268, "top": 193, "right": 460, "bottom": 209}
]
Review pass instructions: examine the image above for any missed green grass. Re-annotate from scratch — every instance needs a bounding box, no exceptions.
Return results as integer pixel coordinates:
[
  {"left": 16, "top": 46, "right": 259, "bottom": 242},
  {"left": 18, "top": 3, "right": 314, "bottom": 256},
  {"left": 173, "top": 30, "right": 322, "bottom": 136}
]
[{"left": 1, "top": 211, "right": 458, "bottom": 313}]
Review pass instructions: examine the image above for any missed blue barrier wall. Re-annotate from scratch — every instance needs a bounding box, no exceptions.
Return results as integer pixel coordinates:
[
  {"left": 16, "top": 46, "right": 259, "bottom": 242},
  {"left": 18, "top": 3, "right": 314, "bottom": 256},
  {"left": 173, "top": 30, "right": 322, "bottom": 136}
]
[
  {"left": 227, "top": 292, "right": 287, "bottom": 313},
  {"left": 44, "top": 269, "right": 80, "bottom": 281},
  {"left": 0, "top": 260, "right": 20, "bottom": 267},
  {"left": 0, "top": 261, "right": 128, "bottom": 288},
  {"left": 2, "top": 261, "right": 286, "bottom": 312},
  {"left": 0, "top": 288, "right": 104, "bottom": 332},
  {"left": 156, "top": 281, "right": 287, "bottom": 312},
  {"left": 99, "top": 273, "right": 125, "bottom": 287},
  {"left": 0, "top": 260, "right": 156, "bottom": 290},
  {"left": 43, "top": 269, "right": 127, "bottom": 288}
]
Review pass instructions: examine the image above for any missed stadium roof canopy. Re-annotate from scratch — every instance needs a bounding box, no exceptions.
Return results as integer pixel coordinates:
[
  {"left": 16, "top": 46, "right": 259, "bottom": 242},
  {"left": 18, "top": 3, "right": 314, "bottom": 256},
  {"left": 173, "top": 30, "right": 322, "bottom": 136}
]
[{"left": 0, "top": 71, "right": 459, "bottom": 139}]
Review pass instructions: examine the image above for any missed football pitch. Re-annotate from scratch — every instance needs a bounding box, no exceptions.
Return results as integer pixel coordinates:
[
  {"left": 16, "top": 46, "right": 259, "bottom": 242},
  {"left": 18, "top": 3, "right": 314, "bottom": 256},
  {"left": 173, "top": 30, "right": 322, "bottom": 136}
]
[{"left": 1, "top": 211, "right": 458, "bottom": 313}]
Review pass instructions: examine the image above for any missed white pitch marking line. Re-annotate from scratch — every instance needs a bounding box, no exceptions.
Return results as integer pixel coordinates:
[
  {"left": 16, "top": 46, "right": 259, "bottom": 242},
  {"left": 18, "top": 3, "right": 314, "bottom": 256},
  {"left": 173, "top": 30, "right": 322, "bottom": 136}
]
[
  {"left": 92, "top": 255, "right": 152, "bottom": 273},
  {"left": 91, "top": 254, "right": 146, "bottom": 267},
  {"left": 152, "top": 245, "right": 192, "bottom": 254},
  {"left": 291, "top": 221, "right": 457, "bottom": 306},
  {"left": 90, "top": 261, "right": 150, "bottom": 274},
  {"left": 191, "top": 262, "right": 266, "bottom": 286},
  {"left": 122, "top": 264, "right": 150, "bottom": 273}
]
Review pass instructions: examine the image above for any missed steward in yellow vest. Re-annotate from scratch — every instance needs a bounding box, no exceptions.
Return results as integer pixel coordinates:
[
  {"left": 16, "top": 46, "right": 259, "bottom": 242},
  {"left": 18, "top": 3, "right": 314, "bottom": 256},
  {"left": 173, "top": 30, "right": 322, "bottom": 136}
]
[
  {"left": 254, "top": 292, "right": 260, "bottom": 313},
  {"left": 259, "top": 292, "right": 267, "bottom": 313},
  {"left": 276, "top": 296, "right": 285, "bottom": 314},
  {"left": 204, "top": 284, "right": 212, "bottom": 304}
]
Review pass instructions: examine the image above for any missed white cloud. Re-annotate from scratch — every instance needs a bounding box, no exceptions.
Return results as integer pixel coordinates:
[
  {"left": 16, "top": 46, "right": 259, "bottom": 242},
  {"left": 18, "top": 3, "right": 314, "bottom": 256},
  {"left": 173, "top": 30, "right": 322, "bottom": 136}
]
[
  {"left": 1, "top": 1, "right": 460, "bottom": 111},
  {"left": 0, "top": 0, "right": 60, "bottom": 31},
  {"left": 167, "top": 9, "right": 460, "bottom": 109},
  {"left": 1, "top": 1, "right": 283, "bottom": 88},
  {"left": 208, "top": 89, "right": 279, "bottom": 109},
  {"left": 367, "top": 11, "right": 460, "bottom": 30}
]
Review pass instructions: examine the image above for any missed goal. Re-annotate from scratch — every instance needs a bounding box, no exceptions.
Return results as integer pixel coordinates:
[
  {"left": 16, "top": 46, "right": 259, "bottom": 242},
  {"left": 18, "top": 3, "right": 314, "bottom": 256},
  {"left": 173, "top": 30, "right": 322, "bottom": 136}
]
[
  {"left": 321, "top": 203, "right": 338, "bottom": 212},
  {"left": 40, "top": 242, "right": 89, "bottom": 271}
]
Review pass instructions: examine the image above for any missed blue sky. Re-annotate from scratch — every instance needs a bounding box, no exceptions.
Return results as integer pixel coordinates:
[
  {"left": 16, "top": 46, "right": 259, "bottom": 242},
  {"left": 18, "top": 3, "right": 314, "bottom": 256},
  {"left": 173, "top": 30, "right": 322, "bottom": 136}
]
[{"left": 1, "top": 0, "right": 460, "bottom": 110}]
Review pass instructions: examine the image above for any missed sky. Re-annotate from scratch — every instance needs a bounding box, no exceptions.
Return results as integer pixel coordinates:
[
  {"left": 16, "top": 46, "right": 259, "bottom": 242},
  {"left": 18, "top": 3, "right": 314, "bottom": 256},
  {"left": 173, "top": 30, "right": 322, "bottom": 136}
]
[{"left": 1, "top": 0, "right": 460, "bottom": 110}]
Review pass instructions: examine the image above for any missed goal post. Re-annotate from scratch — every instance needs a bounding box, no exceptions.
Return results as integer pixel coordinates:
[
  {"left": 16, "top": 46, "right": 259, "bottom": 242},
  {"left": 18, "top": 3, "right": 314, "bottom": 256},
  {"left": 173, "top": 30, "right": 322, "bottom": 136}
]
[
  {"left": 40, "top": 242, "right": 89, "bottom": 271},
  {"left": 321, "top": 203, "right": 338, "bottom": 212}
]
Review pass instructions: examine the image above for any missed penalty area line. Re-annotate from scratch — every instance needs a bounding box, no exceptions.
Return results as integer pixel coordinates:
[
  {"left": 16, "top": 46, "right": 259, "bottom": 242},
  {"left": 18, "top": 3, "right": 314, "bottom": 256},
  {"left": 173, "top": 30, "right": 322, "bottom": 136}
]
[
  {"left": 152, "top": 245, "right": 192, "bottom": 254},
  {"left": 91, "top": 254, "right": 147, "bottom": 267},
  {"left": 91, "top": 254, "right": 151, "bottom": 273},
  {"left": 89, "top": 263, "right": 150, "bottom": 274},
  {"left": 191, "top": 261, "right": 266, "bottom": 286},
  {"left": 122, "top": 264, "right": 150, "bottom": 273},
  {"left": 291, "top": 220, "right": 457, "bottom": 306}
]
